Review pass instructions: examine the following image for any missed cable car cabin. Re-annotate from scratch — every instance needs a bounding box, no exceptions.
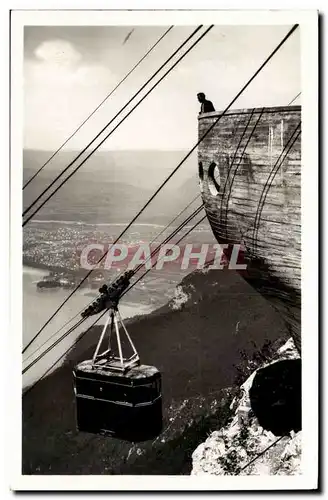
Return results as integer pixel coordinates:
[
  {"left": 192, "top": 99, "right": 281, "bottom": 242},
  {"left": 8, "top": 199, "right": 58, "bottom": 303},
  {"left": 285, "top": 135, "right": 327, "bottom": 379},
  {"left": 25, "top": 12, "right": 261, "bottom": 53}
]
[{"left": 73, "top": 359, "right": 162, "bottom": 442}]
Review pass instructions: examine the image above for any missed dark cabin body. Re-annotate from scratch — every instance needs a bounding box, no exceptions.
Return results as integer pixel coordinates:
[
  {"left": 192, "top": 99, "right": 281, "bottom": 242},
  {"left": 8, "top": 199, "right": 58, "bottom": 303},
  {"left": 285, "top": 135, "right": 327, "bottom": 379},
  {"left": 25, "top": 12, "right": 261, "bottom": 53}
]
[{"left": 73, "top": 360, "right": 162, "bottom": 442}]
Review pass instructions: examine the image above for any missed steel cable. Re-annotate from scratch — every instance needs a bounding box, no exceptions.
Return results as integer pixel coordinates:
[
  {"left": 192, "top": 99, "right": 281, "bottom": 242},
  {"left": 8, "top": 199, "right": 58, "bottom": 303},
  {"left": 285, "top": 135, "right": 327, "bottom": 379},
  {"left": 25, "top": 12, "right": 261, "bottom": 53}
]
[
  {"left": 22, "top": 24, "right": 298, "bottom": 360},
  {"left": 23, "top": 26, "right": 174, "bottom": 190},
  {"left": 22, "top": 25, "right": 203, "bottom": 218},
  {"left": 22, "top": 26, "right": 214, "bottom": 353}
]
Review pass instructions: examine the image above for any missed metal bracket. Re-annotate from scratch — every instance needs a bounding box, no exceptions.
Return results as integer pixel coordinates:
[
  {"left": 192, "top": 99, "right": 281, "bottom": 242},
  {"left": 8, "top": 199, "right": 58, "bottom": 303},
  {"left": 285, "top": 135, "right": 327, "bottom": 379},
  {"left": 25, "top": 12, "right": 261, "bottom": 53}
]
[{"left": 91, "top": 307, "right": 139, "bottom": 372}]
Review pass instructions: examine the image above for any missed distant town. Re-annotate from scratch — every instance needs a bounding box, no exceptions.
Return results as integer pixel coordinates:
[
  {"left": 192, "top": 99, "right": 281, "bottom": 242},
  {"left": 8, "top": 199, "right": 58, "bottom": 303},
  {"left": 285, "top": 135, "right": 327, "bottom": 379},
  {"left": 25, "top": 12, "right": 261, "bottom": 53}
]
[
  {"left": 23, "top": 223, "right": 191, "bottom": 298},
  {"left": 23, "top": 224, "right": 124, "bottom": 289}
]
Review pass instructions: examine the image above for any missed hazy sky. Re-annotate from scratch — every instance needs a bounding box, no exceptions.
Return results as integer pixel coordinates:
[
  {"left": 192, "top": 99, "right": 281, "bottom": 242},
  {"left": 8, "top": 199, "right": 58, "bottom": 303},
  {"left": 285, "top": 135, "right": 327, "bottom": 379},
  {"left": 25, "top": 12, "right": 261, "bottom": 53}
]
[{"left": 24, "top": 25, "right": 300, "bottom": 151}]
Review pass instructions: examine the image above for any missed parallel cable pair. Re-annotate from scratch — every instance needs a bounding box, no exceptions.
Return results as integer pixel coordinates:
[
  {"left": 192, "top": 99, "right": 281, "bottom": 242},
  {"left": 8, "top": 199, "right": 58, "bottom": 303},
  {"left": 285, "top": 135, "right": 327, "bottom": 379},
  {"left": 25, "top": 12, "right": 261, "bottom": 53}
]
[
  {"left": 22, "top": 25, "right": 215, "bottom": 353},
  {"left": 252, "top": 122, "right": 301, "bottom": 253},
  {"left": 22, "top": 25, "right": 206, "bottom": 223},
  {"left": 23, "top": 309, "right": 108, "bottom": 397},
  {"left": 22, "top": 193, "right": 203, "bottom": 356},
  {"left": 23, "top": 193, "right": 201, "bottom": 362},
  {"left": 25, "top": 105, "right": 263, "bottom": 362},
  {"left": 23, "top": 24, "right": 298, "bottom": 228},
  {"left": 23, "top": 26, "right": 174, "bottom": 190},
  {"left": 22, "top": 317, "right": 86, "bottom": 375},
  {"left": 218, "top": 91, "right": 301, "bottom": 241},
  {"left": 219, "top": 109, "right": 256, "bottom": 224},
  {"left": 22, "top": 24, "right": 299, "bottom": 365},
  {"left": 23, "top": 206, "right": 206, "bottom": 390},
  {"left": 123, "top": 212, "right": 207, "bottom": 297},
  {"left": 22, "top": 203, "right": 205, "bottom": 374}
]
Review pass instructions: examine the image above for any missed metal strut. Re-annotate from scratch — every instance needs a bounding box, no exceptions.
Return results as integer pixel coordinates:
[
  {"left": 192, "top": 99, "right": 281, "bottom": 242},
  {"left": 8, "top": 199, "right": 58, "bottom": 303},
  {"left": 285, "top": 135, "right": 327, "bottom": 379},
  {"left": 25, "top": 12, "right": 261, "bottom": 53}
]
[{"left": 91, "top": 307, "right": 139, "bottom": 372}]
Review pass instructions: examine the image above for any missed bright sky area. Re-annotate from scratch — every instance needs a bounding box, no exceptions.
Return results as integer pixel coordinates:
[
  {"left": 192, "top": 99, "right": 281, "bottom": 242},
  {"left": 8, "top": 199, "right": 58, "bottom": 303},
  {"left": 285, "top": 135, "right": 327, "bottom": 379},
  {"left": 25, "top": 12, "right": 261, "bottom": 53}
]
[{"left": 24, "top": 25, "right": 300, "bottom": 151}]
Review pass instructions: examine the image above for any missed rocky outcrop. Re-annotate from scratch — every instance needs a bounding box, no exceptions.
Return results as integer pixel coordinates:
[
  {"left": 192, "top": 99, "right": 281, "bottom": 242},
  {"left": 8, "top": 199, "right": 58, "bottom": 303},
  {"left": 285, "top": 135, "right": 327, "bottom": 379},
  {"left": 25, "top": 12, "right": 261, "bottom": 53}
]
[{"left": 191, "top": 338, "right": 301, "bottom": 475}]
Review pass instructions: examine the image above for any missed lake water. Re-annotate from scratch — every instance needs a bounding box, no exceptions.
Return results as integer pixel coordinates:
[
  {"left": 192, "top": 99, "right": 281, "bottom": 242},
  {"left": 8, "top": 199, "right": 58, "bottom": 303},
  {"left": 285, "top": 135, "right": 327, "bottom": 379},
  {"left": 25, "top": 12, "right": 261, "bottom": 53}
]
[{"left": 22, "top": 266, "right": 155, "bottom": 388}]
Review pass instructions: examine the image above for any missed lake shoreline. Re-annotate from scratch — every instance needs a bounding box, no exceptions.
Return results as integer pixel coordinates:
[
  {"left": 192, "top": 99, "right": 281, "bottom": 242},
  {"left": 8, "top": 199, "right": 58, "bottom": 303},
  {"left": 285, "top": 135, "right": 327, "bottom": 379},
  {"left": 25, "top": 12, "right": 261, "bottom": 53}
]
[{"left": 23, "top": 258, "right": 87, "bottom": 277}]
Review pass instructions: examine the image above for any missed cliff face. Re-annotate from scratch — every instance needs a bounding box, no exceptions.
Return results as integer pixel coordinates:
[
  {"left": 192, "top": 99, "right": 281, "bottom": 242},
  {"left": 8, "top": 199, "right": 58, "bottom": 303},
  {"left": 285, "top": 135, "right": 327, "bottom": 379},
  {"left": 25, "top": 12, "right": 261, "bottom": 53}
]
[{"left": 191, "top": 338, "right": 301, "bottom": 476}]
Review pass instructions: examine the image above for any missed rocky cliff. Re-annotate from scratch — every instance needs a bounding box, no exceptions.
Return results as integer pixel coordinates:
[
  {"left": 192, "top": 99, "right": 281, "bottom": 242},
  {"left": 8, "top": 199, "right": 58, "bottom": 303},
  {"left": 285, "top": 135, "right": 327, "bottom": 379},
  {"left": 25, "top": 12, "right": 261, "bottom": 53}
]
[{"left": 191, "top": 338, "right": 301, "bottom": 476}]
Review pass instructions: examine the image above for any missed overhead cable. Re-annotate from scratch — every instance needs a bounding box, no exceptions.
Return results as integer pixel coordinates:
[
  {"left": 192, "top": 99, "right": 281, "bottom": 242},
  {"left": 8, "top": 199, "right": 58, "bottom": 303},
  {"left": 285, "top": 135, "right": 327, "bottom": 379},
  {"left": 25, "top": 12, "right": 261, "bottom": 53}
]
[{"left": 23, "top": 26, "right": 174, "bottom": 190}]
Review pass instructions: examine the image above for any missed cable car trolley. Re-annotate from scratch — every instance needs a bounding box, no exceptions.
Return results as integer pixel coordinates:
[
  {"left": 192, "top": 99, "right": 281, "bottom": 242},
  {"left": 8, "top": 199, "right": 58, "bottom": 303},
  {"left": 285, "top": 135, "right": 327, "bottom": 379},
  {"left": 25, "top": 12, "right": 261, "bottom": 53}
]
[{"left": 73, "top": 271, "right": 162, "bottom": 442}]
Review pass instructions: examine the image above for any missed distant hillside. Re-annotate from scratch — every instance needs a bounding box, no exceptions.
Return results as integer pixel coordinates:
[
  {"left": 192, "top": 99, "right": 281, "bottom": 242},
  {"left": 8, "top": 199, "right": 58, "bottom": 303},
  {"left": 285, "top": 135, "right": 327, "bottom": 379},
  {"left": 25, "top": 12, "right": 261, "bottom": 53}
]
[
  {"left": 23, "top": 149, "right": 199, "bottom": 224},
  {"left": 23, "top": 149, "right": 198, "bottom": 188}
]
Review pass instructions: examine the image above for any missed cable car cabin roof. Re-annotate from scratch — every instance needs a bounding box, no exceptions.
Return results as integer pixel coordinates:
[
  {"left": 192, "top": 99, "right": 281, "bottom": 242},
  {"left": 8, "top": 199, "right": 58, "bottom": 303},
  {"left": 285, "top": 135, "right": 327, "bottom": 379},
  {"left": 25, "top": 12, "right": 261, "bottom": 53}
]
[{"left": 74, "top": 359, "right": 160, "bottom": 386}]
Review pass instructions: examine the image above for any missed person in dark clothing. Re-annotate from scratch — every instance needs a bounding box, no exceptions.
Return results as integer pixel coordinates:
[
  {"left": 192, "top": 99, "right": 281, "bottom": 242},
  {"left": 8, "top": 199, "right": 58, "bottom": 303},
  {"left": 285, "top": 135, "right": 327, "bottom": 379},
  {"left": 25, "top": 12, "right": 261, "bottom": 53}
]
[{"left": 197, "top": 92, "right": 215, "bottom": 114}]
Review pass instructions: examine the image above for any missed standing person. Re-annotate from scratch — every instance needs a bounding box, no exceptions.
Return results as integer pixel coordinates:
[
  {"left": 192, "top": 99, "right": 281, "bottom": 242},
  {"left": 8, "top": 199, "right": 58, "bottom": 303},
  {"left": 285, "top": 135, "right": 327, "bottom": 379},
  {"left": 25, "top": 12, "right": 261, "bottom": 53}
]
[{"left": 197, "top": 92, "right": 215, "bottom": 114}]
